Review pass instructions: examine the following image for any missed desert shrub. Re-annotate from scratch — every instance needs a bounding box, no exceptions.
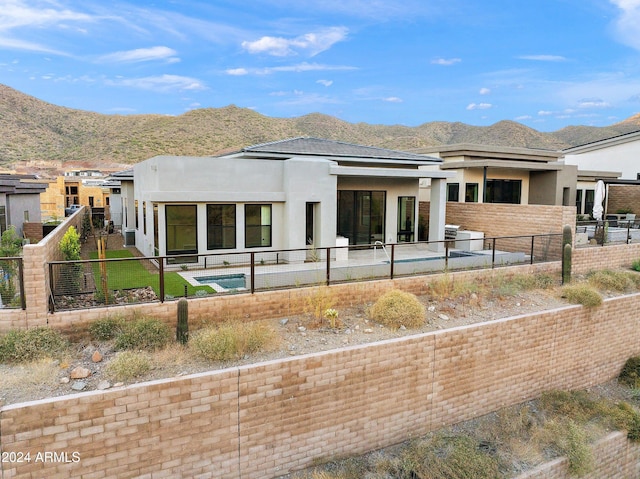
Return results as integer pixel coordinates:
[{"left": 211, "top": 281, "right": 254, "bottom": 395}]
[
  {"left": 304, "top": 287, "right": 335, "bottom": 321},
  {"left": 632, "top": 259, "right": 640, "bottom": 272},
  {"left": 397, "top": 436, "right": 499, "bottom": 479},
  {"left": 608, "top": 401, "right": 640, "bottom": 441},
  {"left": 588, "top": 270, "right": 637, "bottom": 292},
  {"left": 114, "top": 318, "right": 171, "bottom": 351},
  {"left": 105, "top": 351, "right": 152, "bottom": 382},
  {"left": 561, "top": 284, "right": 602, "bottom": 308},
  {"left": 564, "top": 421, "right": 594, "bottom": 476},
  {"left": 88, "top": 316, "right": 126, "bottom": 341},
  {"left": 190, "top": 321, "right": 280, "bottom": 361},
  {"left": 0, "top": 327, "right": 68, "bottom": 363},
  {"left": 368, "top": 290, "right": 425, "bottom": 329},
  {"left": 619, "top": 357, "right": 640, "bottom": 389}
]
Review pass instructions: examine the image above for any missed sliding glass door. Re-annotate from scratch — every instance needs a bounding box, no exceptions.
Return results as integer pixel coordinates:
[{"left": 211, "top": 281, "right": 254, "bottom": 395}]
[{"left": 337, "top": 190, "right": 386, "bottom": 245}]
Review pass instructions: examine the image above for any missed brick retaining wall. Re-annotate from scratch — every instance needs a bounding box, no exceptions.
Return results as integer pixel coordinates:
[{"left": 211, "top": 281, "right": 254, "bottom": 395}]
[{"left": 2, "top": 292, "right": 640, "bottom": 479}]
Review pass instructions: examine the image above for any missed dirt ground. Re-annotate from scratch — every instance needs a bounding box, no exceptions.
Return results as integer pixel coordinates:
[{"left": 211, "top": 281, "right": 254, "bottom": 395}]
[{"left": 0, "top": 283, "right": 570, "bottom": 406}]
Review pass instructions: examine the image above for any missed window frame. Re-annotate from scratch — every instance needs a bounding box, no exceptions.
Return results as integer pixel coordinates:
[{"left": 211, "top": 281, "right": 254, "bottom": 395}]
[
  {"left": 245, "top": 204, "right": 272, "bottom": 248},
  {"left": 207, "top": 204, "right": 237, "bottom": 250}
]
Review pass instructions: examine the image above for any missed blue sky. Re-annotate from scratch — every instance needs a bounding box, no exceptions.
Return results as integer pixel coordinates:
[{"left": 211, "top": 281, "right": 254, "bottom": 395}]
[{"left": 2, "top": 0, "right": 640, "bottom": 131}]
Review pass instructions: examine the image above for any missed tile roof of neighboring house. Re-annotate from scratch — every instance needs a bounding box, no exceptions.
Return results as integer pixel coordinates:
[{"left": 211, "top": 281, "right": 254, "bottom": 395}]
[
  {"left": 108, "top": 169, "right": 134, "bottom": 180},
  {"left": 240, "top": 137, "right": 441, "bottom": 163}
]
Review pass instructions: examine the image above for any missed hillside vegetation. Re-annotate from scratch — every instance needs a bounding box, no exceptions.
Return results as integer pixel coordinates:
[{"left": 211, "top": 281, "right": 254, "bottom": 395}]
[{"left": 1, "top": 84, "right": 640, "bottom": 170}]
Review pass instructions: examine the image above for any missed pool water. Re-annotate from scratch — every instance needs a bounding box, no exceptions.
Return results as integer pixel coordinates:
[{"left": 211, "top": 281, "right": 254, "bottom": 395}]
[
  {"left": 195, "top": 273, "right": 246, "bottom": 289},
  {"left": 385, "top": 251, "right": 477, "bottom": 264}
]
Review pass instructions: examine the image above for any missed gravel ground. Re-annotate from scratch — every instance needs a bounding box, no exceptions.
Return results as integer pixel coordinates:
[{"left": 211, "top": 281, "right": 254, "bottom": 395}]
[{"left": 0, "top": 286, "right": 569, "bottom": 406}]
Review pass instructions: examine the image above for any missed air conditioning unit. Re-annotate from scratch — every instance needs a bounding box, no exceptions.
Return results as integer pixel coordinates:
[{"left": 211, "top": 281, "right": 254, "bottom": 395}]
[{"left": 444, "top": 225, "right": 460, "bottom": 240}]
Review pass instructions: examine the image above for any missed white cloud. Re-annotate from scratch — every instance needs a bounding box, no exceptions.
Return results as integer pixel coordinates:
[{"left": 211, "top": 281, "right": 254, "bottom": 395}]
[
  {"left": 252, "top": 62, "right": 357, "bottom": 75},
  {"left": 479, "top": 87, "right": 490, "bottom": 95},
  {"left": 466, "top": 102, "right": 492, "bottom": 110},
  {"left": 538, "top": 110, "right": 553, "bottom": 116},
  {"left": 431, "top": 58, "right": 461, "bottom": 66},
  {"left": 515, "top": 115, "right": 532, "bottom": 120},
  {"left": 106, "top": 74, "right": 207, "bottom": 92},
  {"left": 242, "top": 26, "right": 348, "bottom": 57},
  {"left": 317, "top": 79, "right": 333, "bottom": 87},
  {"left": 0, "top": 0, "right": 95, "bottom": 54},
  {"left": 226, "top": 68, "right": 249, "bottom": 76},
  {"left": 610, "top": 0, "right": 640, "bottom": 50},
  {"left": 383, "top": 97, "right": 403, "bottom": 103},
  {"left": 577, "top": 98, "right": 611, "bottom": 109},
  {"left": 517, "top": 55, "right": 567, "bottom": 61},
  {"left": 98, "top": 46, "right": 179, "bottom": 63}
]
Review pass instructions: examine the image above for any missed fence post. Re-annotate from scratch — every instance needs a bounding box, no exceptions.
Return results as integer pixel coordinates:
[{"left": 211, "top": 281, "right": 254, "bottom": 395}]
[
  {"left": 628, "top": 222, "right": 631, "bottom": 244},
  {"left": 530, "top": 235, "right": 535, "bottom": 265},
  {"left": 18, "top": 258, "right": 25, "bottom": 310},
  {"left": 390, "top": 244, "right": 395, "bottom": 279},
  {"left": 159, "top": 257, "right": 165, "bottom": 303},
  {"left": 445, "top": 240, "right": 449, "bottom": 270},
  {"left": 326, "top": 247, "right": 331, "bottom": 286},
  {"left": 250, "top": 252, "right": 255, "bottom": 293},
  {"left": 492, "top": 238, "right": 496, "bottom": 269},
  {"left": 48, "top": 262, "right": 55, "bottom": 313}
]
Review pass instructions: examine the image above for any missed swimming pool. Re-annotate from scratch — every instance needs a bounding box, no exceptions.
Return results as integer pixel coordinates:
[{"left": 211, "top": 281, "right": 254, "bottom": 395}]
[
  {"left": 385, "top": 251, "right": 477, "bottom": 264},
  {"left": 195, "top": 273, "right": 246, "bottom": 290}
]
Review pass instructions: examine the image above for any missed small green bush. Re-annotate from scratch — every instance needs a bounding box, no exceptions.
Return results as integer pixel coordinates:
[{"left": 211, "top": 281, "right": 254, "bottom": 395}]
[
  {"left": 114, "top": 318, "right": 171, "bottom": 351},
  {"left": 190, "top": 321, "right": 279, "bottom": 361},
  {"left": 619, "top": 357, "right": 640, "bottom": 389},
  {"left": 104, "top": 351, "right": 152, "bottom": 382},
  {"left": 632, "top": 259, "right": 640, "bottom": 272},
  {"left": 368, "top": 290, "right": 425, "bottom": 329},
  {"left": 564, "top": 421, "right": 594, "bottom": 476},
  {"left": 88, "top": 317, "right": 125, "bottom": 341},
  {"left": 0, "top": 327, "right": 68, "bottom": 363},
  {"left": 561, "top": 284, "right": 603, "bottom": 308}
]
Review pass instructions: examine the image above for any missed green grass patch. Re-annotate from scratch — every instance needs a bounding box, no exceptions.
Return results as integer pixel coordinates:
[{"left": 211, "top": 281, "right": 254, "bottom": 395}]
[
  {"left": 113, "top": 317, "right": 171, "bottom": 351},
  {"left": 89, "top": 249, "right": 213, "bottom": 298}
]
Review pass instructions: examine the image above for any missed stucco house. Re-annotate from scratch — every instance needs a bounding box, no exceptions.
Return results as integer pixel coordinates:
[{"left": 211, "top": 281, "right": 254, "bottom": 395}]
[
  {"left": 416, "top": 144, "right": 577, "bottom": 207},
  {"left": 0, "top": 174, "right": 48, "bottom": 239},
  {"left": 129, "top": 137, "right": 454, "bottom": 259}
]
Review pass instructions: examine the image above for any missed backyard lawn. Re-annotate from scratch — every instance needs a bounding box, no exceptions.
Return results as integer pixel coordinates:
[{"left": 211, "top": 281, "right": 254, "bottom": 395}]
[{"left": 89, "top": 249, "right": 213, "bottom": 298}]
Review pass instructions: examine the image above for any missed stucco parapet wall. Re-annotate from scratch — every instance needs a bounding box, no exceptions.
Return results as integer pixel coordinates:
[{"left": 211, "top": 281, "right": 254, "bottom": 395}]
[
  {"left": 329, "top": 164, "right": 454, "bottom": 178},
  {"left": 140, "top": 191, "right": 287, "bottom": 202}
]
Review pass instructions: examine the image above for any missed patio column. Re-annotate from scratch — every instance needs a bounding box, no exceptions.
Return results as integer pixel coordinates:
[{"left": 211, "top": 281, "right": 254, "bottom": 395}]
[{"left": 428, "top": 178, "right": 446, "bottom": 253}]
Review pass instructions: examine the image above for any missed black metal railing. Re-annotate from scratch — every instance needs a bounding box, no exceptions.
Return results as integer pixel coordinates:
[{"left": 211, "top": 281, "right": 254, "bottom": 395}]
[{"left": 48, "top": 233, "right": 562, "bottom": 312}]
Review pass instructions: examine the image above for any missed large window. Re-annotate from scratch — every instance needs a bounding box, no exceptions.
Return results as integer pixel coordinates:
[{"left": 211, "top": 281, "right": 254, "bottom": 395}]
[
  {"left": 337, "top": 191, "right": 386, "bottom": 245},
  {"left": 465, "top": 183, "right": 478, "bottom": 203},
  {"left": 0, "top": 206, "right": 6, "bottom": 234},
  {"left": 485, "top": 179, "right": 522, "bottom": 204},
  {"left": 447, "top": 183, "right": 460, "bottom": 202},
  {"left": 165, "top": 205, "right": 197, "bottom": 255},
  {"left": 207, "top": 204, "right": 236, "bottom": 249},
  {"left": 245, "top": 204, "right": 272, "bottom": 248},
  {"left": 397, "top": 196, "right": 415, "bottom": 242},
  {"left": 585, "top": 189, "right": 595, "bottom": 217},
  {"left": 576, "top": 189, "right": 583, "bottom": 215}
]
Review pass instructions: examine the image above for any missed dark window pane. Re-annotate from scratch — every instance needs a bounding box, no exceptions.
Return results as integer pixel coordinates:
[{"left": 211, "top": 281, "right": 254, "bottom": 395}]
[
  {"left": 166, "top": 205, "right": 197, "bottom": 254},
  {"left": 447, "top": 183, "right": 459, "bottom": 202},
  {"left": 245, "top": 204, "right": 271, "bottom": 247},
  {"left": 207, "top": 204, "right": 236, "bottom": 249}
]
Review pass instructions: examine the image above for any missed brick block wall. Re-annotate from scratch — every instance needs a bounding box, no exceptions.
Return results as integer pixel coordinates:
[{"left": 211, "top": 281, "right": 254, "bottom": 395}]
[
  {"left": 573, "top": 243, "right": 640, "bottom": 274},
  {"left": 3, "top": 291, "right": 640, "bottom": 479},
  {"left": 420, "top": 202, "right": 575, "bottom": 261},
  {"left": 22, "top": 222, "right": 43, "bottom": 243},
  {"left": 515, "top": 432, "right": 640, "bottom": 479},
  {"left": 607, "top": 184, "right": 640, "bottom": 216}
]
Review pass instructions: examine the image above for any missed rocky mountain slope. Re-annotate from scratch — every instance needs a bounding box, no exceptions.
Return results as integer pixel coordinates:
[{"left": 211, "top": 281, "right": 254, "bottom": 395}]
[{"left": 1, "top": 83, "right": 639, "bottom": 171}]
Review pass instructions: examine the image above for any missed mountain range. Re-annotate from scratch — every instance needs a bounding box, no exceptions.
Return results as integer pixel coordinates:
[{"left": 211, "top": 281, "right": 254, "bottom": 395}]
[{"left": 2, "top": 83, "right": 640, "bottom": 173}]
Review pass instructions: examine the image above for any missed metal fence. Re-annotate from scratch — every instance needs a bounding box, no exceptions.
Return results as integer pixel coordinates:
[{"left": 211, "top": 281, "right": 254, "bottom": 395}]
[
  {"left": 0, "top": 257, "right": 25, "bottom": 310},
  {"left": 48, "top": 233, "right": 562, "bottom": 312},
  {"left": 576, "top": 219, "right": 640, "bottom": 247}
]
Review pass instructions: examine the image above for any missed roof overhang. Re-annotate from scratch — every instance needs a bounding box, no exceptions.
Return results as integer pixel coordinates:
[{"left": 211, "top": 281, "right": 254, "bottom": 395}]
[
  {"left": 230, "top": 151, "right": 441, "bottom": 167},
  {"left": 329, "top": 165, "right": 454, "bottom": 179},
  {"left": 577, "top": 170, "right": 622, "bottom": 182},
  {"left": 416, "top": 143, "right": 563, "bottom": 162},
  {"left": 438, "top": 159, "right": 565, "bottom": 171},
  {"left": 563, "top": 130, "right": 640, "bottom": 154}
]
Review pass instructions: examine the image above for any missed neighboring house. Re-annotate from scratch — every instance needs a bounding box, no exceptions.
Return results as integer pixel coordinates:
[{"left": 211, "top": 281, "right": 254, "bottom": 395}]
[
  {"left": 40, "top": 170, "right": 113, "bottom": 221},
  {"left": 129, "top": 137, "right": 454, "bottom": 258},
  {"left": 0, "top": 174, "right": 47, "bottom": 238},
  {"left": 416, "top": 144, "right": 577, "bottom": 207},
  {"left": 104, "top": 170, "right": 132, "bottom": 234},
  {"left": 563, "top": 130, "right": 640, "bottom": 181}
]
